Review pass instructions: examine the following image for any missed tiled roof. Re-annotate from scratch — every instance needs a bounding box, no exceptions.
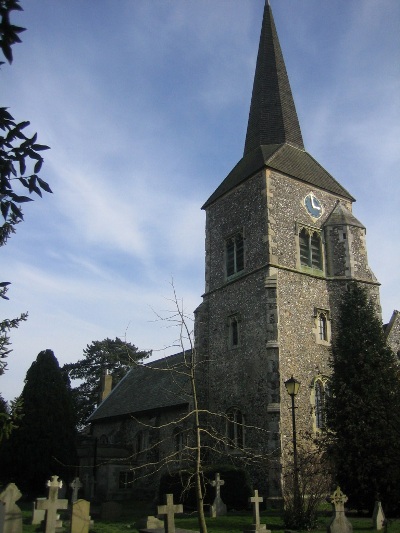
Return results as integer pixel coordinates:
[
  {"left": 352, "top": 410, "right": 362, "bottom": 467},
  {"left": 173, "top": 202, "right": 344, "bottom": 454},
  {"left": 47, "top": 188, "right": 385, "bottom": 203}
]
[
  {"left": 88, "top": 353, "right": 190, "bottom": 422},
  {"left": 324, "top": 201, "right": 364, "bottom": 229},
  {"left": 202, "top": 144, "right": 354, "bottom": 209},
  {"left": 244, "top": 2, "right": 304, "bottom": 155}
]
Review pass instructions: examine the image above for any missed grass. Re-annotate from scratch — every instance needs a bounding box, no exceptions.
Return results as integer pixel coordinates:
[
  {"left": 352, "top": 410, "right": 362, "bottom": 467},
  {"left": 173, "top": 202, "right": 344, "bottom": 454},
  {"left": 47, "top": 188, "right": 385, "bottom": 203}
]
[{"left": 17, "top": 499, "right": 400, "bottom": 533}]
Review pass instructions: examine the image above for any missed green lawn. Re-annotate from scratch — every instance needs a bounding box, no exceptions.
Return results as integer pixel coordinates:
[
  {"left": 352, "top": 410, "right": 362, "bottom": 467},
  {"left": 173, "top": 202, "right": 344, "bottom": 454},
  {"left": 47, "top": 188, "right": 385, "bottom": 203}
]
[{"left": 18, "top": 500, "right": 400, "bottom": 533}]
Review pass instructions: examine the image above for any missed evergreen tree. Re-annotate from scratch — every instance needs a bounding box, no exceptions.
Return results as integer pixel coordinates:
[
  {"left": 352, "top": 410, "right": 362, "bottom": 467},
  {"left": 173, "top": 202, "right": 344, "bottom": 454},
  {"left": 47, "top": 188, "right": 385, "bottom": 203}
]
[
  {"left": 0, "top": 350, "right": 77, "bottom": 494},
  {"left": 326, "top": 283, "right": 400, "bottom": 513},
  {"left": 63, "top": 337, "right": 150, "bottom": 428}
]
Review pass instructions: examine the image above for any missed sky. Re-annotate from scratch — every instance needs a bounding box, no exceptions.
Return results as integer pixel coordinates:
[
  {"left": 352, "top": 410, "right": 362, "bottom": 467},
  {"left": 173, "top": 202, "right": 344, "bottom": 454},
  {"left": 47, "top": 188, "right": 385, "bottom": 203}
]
[{"left": 1, "top": 0, "right": 399, "bottom": 402}]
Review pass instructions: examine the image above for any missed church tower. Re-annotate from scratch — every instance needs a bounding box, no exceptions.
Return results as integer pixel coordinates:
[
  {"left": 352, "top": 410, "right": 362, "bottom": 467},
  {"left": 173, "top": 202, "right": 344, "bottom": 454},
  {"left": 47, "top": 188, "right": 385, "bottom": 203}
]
[{"left": 195, "top": 1, "right": 379, "bottom": 499}]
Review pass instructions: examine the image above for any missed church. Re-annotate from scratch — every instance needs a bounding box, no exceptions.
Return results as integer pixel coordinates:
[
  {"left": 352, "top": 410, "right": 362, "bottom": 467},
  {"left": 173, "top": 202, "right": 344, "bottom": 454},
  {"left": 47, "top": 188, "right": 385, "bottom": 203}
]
[{"left": 79, "top": 2, "right": 400, "bottom": 503}]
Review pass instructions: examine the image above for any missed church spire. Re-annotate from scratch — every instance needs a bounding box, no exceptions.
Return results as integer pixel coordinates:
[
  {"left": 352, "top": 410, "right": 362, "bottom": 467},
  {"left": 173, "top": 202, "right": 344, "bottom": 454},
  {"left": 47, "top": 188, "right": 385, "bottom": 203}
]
[{"left": 244, "top": 1, "right": 304, "bottom": 155}]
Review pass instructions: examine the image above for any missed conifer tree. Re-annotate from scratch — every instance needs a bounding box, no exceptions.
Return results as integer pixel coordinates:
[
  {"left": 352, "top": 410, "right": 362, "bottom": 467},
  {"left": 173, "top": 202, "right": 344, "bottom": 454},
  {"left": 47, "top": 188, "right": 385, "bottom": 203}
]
[
  {"left": 63, "top": 337, "right": 150, "bottom": 428},
  {"left": 326, "top": 283, "right": 400, "bottom": 513},
  {"left": 0, "top": 350, "right": 77, "bottom": 494}
]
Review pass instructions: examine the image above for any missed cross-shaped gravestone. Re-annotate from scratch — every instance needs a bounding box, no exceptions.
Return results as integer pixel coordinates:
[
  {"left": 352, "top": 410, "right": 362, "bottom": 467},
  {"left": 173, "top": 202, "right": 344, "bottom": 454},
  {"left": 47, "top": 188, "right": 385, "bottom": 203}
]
[
  {"left": 327, "top": 486, "right": 353, "bottom": 533},
  {"left": 157, "top": 493, "right": 183, "bottom": 533},
  {"left": 37, "top": 476, "right": 68, "bottom": 533},
  {"left": 211, "top": 472, "right": 225, "bottom": 499},
  {"left": 250, "top": 490, "right": 263, "bottom": 529},
  {"left": 210, "top": 472, "right": 227, "bottom": 517},
  {"left": 0, "top": 483, "right": 22, "bottom": 533},
  {"left": 70, "top": 477, "right": 83, "bottom": 503}
]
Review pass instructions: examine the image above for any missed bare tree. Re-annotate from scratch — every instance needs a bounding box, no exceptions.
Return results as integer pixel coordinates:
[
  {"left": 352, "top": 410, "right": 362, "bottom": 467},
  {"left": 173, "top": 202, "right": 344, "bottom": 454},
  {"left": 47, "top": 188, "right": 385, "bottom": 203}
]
[{"left": 87, "top": 283, "right": 274, "bottom": 533}]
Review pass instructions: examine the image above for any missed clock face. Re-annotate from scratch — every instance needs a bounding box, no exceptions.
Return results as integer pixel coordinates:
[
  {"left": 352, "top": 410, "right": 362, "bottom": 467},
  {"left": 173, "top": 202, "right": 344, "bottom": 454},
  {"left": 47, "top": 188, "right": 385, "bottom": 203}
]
[{"left": 304, "top": 192, "right": 323, "bottom": 219}]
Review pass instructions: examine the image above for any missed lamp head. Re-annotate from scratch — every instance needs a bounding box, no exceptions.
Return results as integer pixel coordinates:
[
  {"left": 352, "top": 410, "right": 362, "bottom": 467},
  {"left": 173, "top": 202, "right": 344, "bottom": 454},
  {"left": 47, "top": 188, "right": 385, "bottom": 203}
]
[{"left": 284, "top": 375, "right": 300, "bottom": 397}]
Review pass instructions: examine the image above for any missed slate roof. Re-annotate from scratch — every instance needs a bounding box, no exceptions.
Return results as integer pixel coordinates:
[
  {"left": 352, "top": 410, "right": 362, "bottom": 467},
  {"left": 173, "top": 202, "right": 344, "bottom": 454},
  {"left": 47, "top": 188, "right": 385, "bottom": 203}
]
[
  {"left": 88, "top": 353, "right": 190, "bottom": 422},
  {"left": 324, "top": 201, "right": 365, "bottom": 229},
  {"left": 203, "top": 2, "right": 355, "bottom": 210},
  {"left": 202, "top": 144, "right": 354, "bottom": 209},
  {"left": 244, "top": 2, "right": 304, "bottom": 155}
]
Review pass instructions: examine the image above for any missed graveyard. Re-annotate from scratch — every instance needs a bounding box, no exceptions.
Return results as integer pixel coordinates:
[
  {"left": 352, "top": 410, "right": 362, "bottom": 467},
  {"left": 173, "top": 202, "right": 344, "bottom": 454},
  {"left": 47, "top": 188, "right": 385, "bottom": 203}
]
[{"left": 2, "top": 475, "right": 400, "bottom": 533}]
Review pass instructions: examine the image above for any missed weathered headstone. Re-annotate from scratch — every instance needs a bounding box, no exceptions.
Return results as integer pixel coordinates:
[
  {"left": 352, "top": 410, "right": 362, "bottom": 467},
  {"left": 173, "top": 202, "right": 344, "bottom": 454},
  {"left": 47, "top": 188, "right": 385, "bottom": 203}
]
[
  {"left": 372, "top": 501, "right": 385, "bottom": 531},
  {"left": 101, "top": 501, "right": 122, "bottom": 521},
  {"left": 157, "top": 493, "right": 183, "bottom": 533},
  {"left": 71, "top": 499, "right": 90, "bottom": 533},
  {"left": 37, "top": 476, "right": 68, "bottom": 533},
  {"left": 135, "top": 515, "right": 164, "bottom": 530},
  {"left": 31, "top": 498, "right": 46, "bottom": 525},
  {"left": 243, "top": 490, "right": 270, "bottom": 533},
  {"left": 327, "top": 486, "right": 353, "bottom": 533},
  {"left": 210, "top": 472, "right": 227, "bottom": 517},
  {"left": 0, "top": 483, "right": 22, "bottom": 533},
  {"left": 69, "top": 478, "right": 83, "bottom": 504}
]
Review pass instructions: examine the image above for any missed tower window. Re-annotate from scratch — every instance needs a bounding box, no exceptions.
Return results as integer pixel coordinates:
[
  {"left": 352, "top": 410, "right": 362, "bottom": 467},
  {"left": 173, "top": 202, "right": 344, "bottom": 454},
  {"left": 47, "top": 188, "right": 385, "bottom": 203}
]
[
  {"left": 313, "top": 308, "right": 331, "bottom": 345},
  {"left": 228, "top": 315, "right": 240, "bottom": 348},
  {"left": 226, "top": 407, "right": 244, "bottom": 449},
  {"left": 226, "top": 232, "right": 244, "bottom": 278},
  {"left": 298, "top": 227, "right": 323, "bottom": 271},
  {"left": 312, "top": 378, "right": 329, "bottom": 430}
]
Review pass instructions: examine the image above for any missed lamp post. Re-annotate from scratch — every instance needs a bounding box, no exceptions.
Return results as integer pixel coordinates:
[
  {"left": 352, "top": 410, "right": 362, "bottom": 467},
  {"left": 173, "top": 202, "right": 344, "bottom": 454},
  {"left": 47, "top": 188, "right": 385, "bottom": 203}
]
[{"left": 284, "top": 375, "right": 301, "bottom": 515}]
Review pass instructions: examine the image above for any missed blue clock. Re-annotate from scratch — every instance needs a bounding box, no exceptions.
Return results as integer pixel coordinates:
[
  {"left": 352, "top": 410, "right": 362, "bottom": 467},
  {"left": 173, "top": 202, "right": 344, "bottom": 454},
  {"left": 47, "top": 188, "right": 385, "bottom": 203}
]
[{"left": 304, "top": 193, "right": 323, "bottom": 219}]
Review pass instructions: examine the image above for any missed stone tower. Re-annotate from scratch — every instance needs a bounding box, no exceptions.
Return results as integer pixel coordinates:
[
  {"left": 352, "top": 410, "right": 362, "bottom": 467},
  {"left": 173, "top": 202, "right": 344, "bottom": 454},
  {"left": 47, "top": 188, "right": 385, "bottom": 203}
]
[{"left": 195, "top": 1, "right": 379, "bottom": 499}]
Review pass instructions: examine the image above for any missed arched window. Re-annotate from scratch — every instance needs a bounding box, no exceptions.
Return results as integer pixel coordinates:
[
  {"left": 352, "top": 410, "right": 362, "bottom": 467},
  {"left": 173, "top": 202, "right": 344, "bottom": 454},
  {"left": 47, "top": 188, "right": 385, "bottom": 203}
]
[
  {"left": 314, "top": 308, "right": 331, "bottom": 344},
  {"left": 226, "top": 232, "right": 244, "bottom": 278},
  {"left": 173, "top": 426, "right": 184, "bottom": 453},
  {"left": 226, "top": 407, "right": 244, "bottom": 449},
  {"left": 313, "top": 378, "right": 329, "bottom": 430},
  {"left": 228, "top": 315, "right": 240, "bottom": 348},
  {"left": 299, "top": 227, "right": 323, "bottom": 271},
  {"left": 318, "top": 313, "right": 328, "bottom": 341}
]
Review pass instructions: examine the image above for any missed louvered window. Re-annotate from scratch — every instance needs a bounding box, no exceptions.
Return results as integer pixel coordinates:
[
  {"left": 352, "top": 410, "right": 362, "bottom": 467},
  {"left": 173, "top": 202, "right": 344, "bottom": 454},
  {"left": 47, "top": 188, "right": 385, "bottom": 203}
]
[{"left": 299, "top": 227, "right": 323, "bottom": 271}]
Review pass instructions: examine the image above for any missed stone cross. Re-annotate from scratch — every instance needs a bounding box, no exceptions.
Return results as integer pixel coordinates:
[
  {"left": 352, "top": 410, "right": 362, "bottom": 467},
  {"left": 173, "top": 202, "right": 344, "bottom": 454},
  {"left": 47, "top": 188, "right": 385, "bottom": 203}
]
[
  {"left": 70, "top": 477, "right": 83, "bottom": 503},
  {"left": 250, "top": 490, "right": 263, "bottom": 529},
  {"left": 211, "top": 472, "right": 225, "bottom": 499},
  {"left": 327, "top": 486, "right": 353, "bottom": 533},
  {"left": 37, "top": 476, "right": 68, "bottom": 533},
  {"left": 210, "top": 472, "right": 227, "bottom": 517},
  {"left": 0, "top": 483, "right": 22, "bottom": 533},
  {"left": 157, "top": 493, "right": 183, "bottom": 533}
]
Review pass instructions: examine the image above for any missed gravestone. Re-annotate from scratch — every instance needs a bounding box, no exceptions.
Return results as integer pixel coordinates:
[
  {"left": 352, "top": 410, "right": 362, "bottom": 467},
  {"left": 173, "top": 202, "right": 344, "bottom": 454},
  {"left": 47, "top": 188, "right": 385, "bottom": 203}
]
[
  {"left": 71, "top": 499, "right": 90, "bottom": 533},
  {"left": 209, "top": 472, "right": 227, "bottom": 517},
  {"left": 32, "top": 498, "right": 46, "bottom": 525},
  {"left": 157, "top": 493, "right": 183, "bottom": 533},
  {"left": 327, "top": 486, "right": 353, "bottom": 533},
  {"left": 101, "top": 501, "right": 122, "bottom": 521},
  {"left": 69, "top": 478, "right": 83, "bottom": 504},
  {"left": 37, "top": 476, "right": 68, "bottom": 533},
  {"left": 136, "top": 515, "right": 164, "bottom": 530},
  {"left": 372, "top": 501, "right": 385, "bottom": 531},
  {"left": 0, "top": 483, "right": 22, "bottom": 533},
  {"left": 243, "top": 490, "right": 270, "bottom": 533}
]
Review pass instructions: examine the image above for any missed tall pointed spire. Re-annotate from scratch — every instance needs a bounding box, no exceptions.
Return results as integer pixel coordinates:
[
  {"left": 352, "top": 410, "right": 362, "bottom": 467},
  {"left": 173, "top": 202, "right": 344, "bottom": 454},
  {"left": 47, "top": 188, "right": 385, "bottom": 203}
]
[{"left": 244, "top": 1, "right": 304, "bottom": 155}]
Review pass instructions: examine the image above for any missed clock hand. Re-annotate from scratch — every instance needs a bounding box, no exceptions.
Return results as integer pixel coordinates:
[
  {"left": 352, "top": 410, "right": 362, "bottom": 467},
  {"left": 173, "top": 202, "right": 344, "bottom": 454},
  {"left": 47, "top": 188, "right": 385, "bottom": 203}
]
[{"left": 311, "top": 196, "right": 321, "bottom": 211}]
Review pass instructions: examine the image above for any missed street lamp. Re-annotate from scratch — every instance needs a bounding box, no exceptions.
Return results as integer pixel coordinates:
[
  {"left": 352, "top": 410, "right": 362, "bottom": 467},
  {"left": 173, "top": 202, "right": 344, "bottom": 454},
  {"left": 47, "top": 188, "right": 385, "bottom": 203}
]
[{"left": 284, "top": 376, "right": 301, "bottom": 515}]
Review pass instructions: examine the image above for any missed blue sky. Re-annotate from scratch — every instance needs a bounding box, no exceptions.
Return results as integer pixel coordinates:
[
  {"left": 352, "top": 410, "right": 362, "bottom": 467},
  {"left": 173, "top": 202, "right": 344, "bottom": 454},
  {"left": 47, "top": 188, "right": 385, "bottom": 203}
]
[{"left": 1, "top": 0, "right": 399, "bottom": 402}]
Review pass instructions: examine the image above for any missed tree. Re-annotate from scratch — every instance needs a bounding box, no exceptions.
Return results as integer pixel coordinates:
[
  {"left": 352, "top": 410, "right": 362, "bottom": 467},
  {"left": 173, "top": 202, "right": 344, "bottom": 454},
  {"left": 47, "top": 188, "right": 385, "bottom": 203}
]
[
  {"left": 1, "top": 0, "right": 51, "bottom": 379},
  {"left": 63, "top": 338, "right": 150, "bottom": 428},
  {"left": 326, "top": 282, "right": 400, "bottom": 513},
  {"left": 107, "top": 286, "right": 270, "bottom": 533},
  {"left": 0, "top": 349, "right": 77, "bottom": 494}
]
